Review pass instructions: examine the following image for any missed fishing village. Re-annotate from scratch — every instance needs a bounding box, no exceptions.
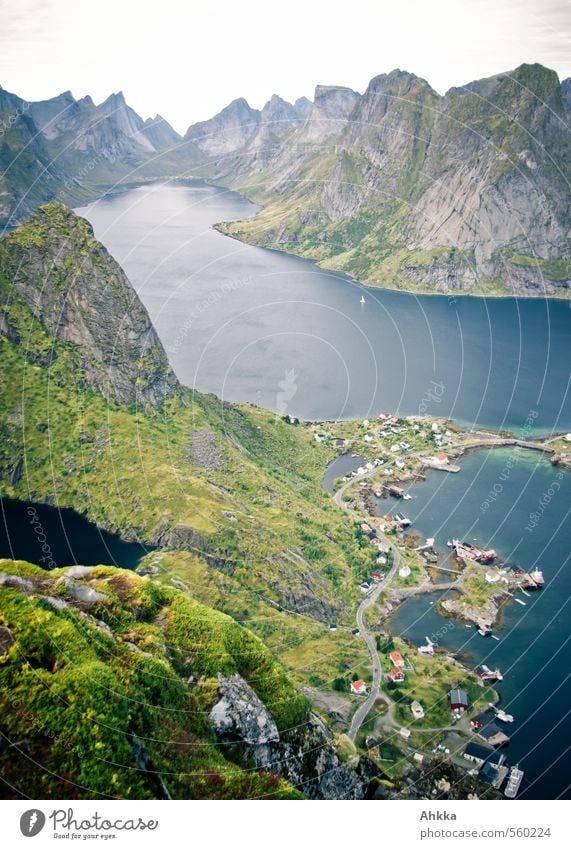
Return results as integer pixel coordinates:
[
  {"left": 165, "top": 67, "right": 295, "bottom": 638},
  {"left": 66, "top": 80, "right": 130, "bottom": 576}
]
[{"left": 306, "top": 412, "right": 570, "bottom": 798}]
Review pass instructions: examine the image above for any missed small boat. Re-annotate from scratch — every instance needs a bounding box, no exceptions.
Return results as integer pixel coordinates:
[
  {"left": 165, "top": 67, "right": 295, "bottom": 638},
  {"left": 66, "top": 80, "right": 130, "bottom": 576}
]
[
  {"left": 514, "top": 598, "right": 527, "bottom": 606},
  {"left": 521, "top": 589, "right": 530, "bottom": 598},
  {"left": 403, "top": 493, "right": 412, "bottom": 500},
  {"left": 446, "top": 540, "right": 453, "bottom": 547},
  {"left": 504, "top": 766, "right": 524, "bottom": 798},
  {"left": 465, "top": 624, "right": 472, "bottom": 628},
  {"left": 478, "top": 628, "right": 490, "bottom": 637},
  {"left": 495, "top": 709, "right": 514, "bottom": 723},
  {"left": 360, "top": 295, "right": 365, "bottom": 304},
  {"left": 491, "top": 635, "right": 501, "bottom": 641},
  {"left": 478, "top": 664, "right": 503, "bottom": 682}
]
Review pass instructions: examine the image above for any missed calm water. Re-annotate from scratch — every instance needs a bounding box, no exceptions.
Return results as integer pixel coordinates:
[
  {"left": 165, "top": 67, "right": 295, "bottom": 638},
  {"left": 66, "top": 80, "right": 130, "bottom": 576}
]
[
  {"left": 77, "top": 182, "right": 571, "bottom": 433},
  {"left": 322, "top": 454, "right": 365, "bottom": 493},
  {"left": 0, "top": 499, "right": 150, "bottom": 570},
  {"left": 387, "top": 448, "right": 571, "bottom": 800}
]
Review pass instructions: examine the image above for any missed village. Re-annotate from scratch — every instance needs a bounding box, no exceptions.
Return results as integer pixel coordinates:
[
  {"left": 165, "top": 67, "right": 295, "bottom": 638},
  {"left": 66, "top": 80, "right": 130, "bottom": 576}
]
[{"left": 301, "top": 412, "right": 555, "bottom": 797}]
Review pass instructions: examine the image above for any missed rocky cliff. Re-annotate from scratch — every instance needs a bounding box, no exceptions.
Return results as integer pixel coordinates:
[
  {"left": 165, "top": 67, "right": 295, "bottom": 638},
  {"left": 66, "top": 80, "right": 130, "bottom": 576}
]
[
  {"left": 0, "top": 202, "right": 178, "bottom": 407},
  {"left": 209, "top": 673, "right": 375, "bottom": 799},
  {"left": 207, "top": 64, "right": 571, "bottom": 297},
  {"left": 0, "top": 85, "right": 199, "bottom": 228}
]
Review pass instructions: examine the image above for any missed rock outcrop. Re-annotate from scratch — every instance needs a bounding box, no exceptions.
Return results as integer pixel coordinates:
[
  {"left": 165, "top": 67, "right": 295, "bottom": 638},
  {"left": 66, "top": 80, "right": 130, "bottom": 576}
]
[
  {"left": 0, "top": 203, "right": 178, "bottom": 407},
  {"left": 209, "top": 673, "right": 371, "bottom": 799}
]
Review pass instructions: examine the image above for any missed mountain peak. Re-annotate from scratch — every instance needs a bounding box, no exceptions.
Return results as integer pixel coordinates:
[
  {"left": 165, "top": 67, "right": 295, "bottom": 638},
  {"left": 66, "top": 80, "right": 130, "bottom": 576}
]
[{"left": 0, "top": 203, "right": 178, "bottom": 408}]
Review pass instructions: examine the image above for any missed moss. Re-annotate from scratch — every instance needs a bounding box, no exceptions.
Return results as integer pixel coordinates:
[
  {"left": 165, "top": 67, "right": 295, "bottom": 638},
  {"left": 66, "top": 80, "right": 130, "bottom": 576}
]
[{"left": 0, "top": 558, "right": 305, "bottom": 799}]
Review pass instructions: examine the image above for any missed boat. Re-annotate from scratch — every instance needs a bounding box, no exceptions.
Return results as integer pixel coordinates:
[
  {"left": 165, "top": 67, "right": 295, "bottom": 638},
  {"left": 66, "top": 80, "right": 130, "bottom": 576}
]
[
  {"left": 394, "top": 512, "right": 412, "bottom": 526},
  {"left": 360, "top": 295, "right": 365, "bottom": 304},
  {"left": 504, "top": 766, "right": 524, "bottom": 798},
  {"left": 521, "top": 589, "right": 530, "bottom": 598},
  {"left": 529, "top": 569, "right": 545, "bottom": 588},
  {"left": 495, "top": 709, "right": 514, "bottom": 723},
  {"left": 446, "top": 540, "right": 453, "bottom": 548},
  {"left": 403, "top": 493, "right": 412, "bottom": 500},
  {"left": 491, "top": 635, "right": 501, "bottom": 641},
  {"left": 478, "top": 628, "right": 490, "bottom": 637},
  {"left": 478, "top": 664, "right": 503, "bottom": 682},
  {"left": 514, "top": 598, "right": 527, "bottom": 606}
]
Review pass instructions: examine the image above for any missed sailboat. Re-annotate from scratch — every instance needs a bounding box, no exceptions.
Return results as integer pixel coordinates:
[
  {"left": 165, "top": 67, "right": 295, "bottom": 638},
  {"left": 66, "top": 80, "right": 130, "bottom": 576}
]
[{"left": 360, "top": 295, "right": 365, "bottom": 304}]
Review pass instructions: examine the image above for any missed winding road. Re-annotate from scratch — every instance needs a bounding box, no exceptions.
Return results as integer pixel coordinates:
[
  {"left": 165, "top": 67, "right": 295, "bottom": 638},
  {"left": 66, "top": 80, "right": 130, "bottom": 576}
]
[
  {"left": 333, "top": 469, "right": 402, "bottom": 740},
  {"left": 332, "top": 432, "right": 555, "bottom": 741}
]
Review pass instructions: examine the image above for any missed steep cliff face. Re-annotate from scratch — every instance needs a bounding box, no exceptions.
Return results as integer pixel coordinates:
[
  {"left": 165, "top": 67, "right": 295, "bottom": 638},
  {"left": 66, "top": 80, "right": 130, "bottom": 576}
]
[
  {"left": 0, "top": 202, "right": 178, "bottom": 407},
  {"left": 209, "top": 673, "right": 375, "bottom": 799},
  {"left": 217, "top": 63, "right": 571, "bottom": 296},
  {"left": 0, "top": 86, "right": 197, "bottom": 227}
]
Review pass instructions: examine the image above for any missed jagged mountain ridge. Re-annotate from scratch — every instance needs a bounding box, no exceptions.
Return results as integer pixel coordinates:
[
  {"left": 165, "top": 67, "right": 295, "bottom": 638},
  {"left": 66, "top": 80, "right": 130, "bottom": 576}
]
[
  {"left": 195, "top": 64, "right": 571, "bottom": 296},
  {"left": 2, "top": 63, "right": 570, "bottom": 295},
  {"left": 0, "top": 85, "right": 201, "bottom": 228}
]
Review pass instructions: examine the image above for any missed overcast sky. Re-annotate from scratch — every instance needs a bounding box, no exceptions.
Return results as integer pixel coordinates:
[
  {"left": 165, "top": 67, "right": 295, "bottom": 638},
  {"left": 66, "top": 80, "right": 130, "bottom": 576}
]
[{"left": 1, "top": 0, "right": 570, "bottom": 132}]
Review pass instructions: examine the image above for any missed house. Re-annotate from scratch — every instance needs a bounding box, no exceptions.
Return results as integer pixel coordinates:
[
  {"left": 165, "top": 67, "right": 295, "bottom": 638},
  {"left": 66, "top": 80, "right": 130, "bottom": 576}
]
[
  {"left": 329, "top": 623, "right": 338, "bottom": 632},
  {"left": 399, "top": 727, "right": 411, "bottom": 740},
  {"left": 314, "top": 433, "right": 326, "bottom": 443},
  {"left": 463, "top": 742, "right": 495, "bottom": 766},
  {"left": 351, "top": 628, "right": 360, "bottom": 637},
  {"left": 479, "top": 761, "right": 506, "bottom": 788},
  {"left": 398, "top": 565, "right": 411, "bottom": 579},
  {"left": 364, "top": 434, "right": 374, "bottom": 443},
  {"left": 350, "top": 679, "right": 367, "bottom": 695},
  {"left": 389, "top": 651, "right": 405, "bottom": 668},
  {"left": 478, "top": 721, "right": 510, "bottom": 747},
  {"left": 435, "top": 453, "right": 449, "bottom": 465},
  {"left": 390, "top": 444, "right": 401, "bottom": 453},
  {"left": 371, "top": 571, "right": 384, "bottom": 582},
  {"left": 413, "top": 752, "right": 424, "bottom": 764},
  {"left": 449, "top": 688, "right": 469, "bottom": 711},
  {"left": 485, "top": 568, "right": 501, "bottom": 584},
  {"left": 411, "top": 700, "right": 425, "bottom": 720},
  {"left": 335, "top": 438, "right": 347, "bottom": 448},
  {"left": 388, "top": 667, "right": 405, "bottom": 683},
  {"left": 360, "top": 522, "right": 372, "bottom": 533},
  {"left": 418, "top": 644, "right": 434, "bottom": 655}
]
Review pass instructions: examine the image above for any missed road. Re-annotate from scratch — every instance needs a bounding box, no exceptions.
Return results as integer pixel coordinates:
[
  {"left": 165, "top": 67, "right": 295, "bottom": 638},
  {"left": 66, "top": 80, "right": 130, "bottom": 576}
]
[
  {"left": 333, "top": 433, "right": 554, "bottom": 741},
  {"left": 334, "top": 469, "right": 402, "bottom": 741}
]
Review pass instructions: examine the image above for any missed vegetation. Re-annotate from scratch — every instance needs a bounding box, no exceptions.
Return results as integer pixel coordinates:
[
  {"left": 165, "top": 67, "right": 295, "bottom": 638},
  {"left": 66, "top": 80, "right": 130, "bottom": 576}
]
[{"left": 0, "top": 559, "right": 305, "bottom": 799}]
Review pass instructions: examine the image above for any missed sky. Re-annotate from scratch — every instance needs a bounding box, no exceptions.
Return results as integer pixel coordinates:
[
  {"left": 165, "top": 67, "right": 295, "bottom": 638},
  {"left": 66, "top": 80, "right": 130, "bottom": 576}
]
[{"left": 1, "top": 0, "right": 570, "bottom": 133}]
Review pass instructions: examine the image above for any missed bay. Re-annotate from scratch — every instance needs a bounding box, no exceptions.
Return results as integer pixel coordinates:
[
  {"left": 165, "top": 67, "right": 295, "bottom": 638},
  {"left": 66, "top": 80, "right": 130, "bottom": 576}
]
[{"left": 77, "top": 182, "right": 571, "bottom": 434}]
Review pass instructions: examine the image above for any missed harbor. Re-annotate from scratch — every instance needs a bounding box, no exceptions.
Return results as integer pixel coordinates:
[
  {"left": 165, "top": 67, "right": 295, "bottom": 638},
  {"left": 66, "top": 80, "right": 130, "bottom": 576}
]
[{"left": 384, "top": 447, "right": 570, "bottom": 800}]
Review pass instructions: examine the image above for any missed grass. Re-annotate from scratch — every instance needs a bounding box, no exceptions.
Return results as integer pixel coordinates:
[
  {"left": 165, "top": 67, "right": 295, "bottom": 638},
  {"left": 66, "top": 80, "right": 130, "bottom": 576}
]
[{"left": 0, "top": 559, "right": 305, "bottom": 799}]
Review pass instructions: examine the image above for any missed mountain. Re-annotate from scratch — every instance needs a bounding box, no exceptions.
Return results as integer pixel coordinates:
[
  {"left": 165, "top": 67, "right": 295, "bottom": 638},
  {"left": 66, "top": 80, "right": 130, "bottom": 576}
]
[
  {"left": 2, "top": 63, "right": 569, "bottom": 296},
  {"left": 0, "top": 87, "right": 200, "bottom": 228},
  {"left": 0, "top": 203, "right": 178, "bottom": 407},
  {"left": 0, "top": 205, "right": 390, "bottom": 798},
  {"left": 210, "top": 64, "right": 571, "bottom": 297}
]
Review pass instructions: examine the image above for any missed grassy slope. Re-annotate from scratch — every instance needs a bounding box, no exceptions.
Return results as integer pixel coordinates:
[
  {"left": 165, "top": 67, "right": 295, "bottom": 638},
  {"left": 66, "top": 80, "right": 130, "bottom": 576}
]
[{"left": 0, "top": 559, "right": 305, "bottom": 799}]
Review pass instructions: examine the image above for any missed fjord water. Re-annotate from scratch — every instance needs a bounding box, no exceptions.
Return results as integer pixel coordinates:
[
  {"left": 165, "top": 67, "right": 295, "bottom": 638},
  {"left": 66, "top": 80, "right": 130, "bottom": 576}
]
[
  {"left": 0, "top": 499, "right": 150, "bottom": 570},
  {"left": 78, "top": 182, "right": 571, "bottom": 434},
  {"left": 386, "top": 448, "right": 571, "bottom": 800}
]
